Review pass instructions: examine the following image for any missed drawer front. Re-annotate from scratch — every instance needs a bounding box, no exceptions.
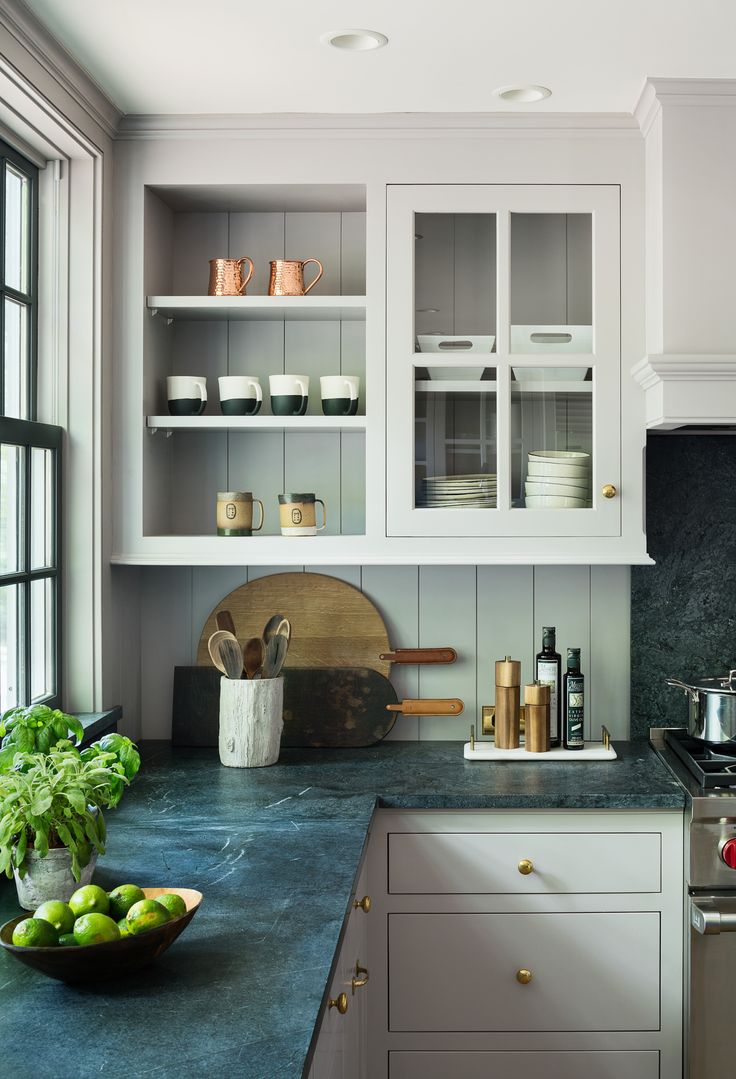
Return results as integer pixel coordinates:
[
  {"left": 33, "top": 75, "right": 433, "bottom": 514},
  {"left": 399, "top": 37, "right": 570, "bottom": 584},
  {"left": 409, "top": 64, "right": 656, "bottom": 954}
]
[
  {"left": 389, "top": 912, "right": 660, "bottom": 1031},
  {"left": 389, "top": 1051, "right": 659, "bottom": 1079},
  {"left": 388, "top": 831, "right": 661, "bottom": 893}
]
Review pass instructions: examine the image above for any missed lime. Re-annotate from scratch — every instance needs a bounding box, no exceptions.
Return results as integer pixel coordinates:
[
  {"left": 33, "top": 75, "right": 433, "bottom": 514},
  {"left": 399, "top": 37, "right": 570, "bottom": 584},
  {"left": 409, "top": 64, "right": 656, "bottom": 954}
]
[
  {"left": 69, "top": 884, "right": 110, "bottom": 918},
  {"left": 34, "top": 900, "right": 75, "bottom": 935},
  {"left": 126, "top": 899, "right": 171, "bottom": 935},
  {"left": 58, "top": 933, "right": 77, "bottom": 947},
  {"left": 12, "top": 917, "right": 58, "bottom": 948},
  {"left": 72, "top": 912, "right": 120, "bottom": 946},
  {"left": 108, "top": 883, "right": 145, "bottom": 921},
  {"left": 117, "top": 918, "right": 131, "bottom": 938},
  {"left": 155, "top": 893, "right": 187, "bottom": 920}
]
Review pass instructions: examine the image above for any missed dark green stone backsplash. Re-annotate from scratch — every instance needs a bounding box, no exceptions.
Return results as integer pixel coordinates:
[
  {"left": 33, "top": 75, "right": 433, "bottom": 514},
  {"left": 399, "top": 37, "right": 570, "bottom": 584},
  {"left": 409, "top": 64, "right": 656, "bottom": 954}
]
[{"left": 630, "top": 434, "right": 736, "bottom": 739}]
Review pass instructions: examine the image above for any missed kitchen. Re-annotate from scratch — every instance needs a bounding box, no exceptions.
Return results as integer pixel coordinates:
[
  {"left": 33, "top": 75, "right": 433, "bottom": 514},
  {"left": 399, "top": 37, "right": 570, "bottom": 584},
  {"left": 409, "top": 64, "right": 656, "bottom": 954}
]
[{"left": 1, "top": 2, "right": 736, "bottom": 1076}]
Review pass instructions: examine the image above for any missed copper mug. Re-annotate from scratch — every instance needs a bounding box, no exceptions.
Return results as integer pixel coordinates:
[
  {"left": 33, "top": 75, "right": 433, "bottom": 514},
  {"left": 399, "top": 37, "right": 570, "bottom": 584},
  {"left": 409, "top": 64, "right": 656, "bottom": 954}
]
[
  {"left": 208, "top": 257, "right": 254, "bottom": 296},
  {"left": 268, "top": 258, "right": 323, "bottom": 296}
]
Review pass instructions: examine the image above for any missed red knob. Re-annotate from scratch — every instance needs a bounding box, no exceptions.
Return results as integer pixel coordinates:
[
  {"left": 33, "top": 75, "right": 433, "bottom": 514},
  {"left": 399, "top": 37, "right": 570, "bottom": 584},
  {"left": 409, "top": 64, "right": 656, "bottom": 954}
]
[{"left": 721, "top": 838, "right": 736, "bottom": 869}]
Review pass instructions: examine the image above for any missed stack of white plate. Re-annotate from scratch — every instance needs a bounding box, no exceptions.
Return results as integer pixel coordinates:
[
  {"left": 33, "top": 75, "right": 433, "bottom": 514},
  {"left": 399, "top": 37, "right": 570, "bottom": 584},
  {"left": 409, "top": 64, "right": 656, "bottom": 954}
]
[
  {"left": 418, "top": 474, "right": 497, "bottom": 508},
  {"left": 524, "top": 451, "right": 591, "bottom": 508}
]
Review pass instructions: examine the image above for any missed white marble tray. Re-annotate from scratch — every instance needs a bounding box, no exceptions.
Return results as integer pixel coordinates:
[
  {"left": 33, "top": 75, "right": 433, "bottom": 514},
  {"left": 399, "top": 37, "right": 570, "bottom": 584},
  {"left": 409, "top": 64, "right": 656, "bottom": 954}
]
[{"left": 464, "top": 741, "right": 617, "bottom": 761}]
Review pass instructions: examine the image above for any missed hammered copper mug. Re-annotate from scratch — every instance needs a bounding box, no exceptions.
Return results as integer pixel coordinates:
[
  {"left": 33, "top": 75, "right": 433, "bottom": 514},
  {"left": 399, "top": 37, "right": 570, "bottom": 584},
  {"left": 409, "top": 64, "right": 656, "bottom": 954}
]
[
  {"left": 208, "top": 257, "right": 254, "bottom": 296},
  {"left": 268, "top": 258, "right": 323, "bottom": 296}
]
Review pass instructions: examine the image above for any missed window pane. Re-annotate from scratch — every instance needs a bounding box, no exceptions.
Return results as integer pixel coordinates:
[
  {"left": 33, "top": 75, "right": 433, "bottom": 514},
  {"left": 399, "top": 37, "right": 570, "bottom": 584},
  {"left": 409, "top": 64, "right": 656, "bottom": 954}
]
[
  {"left": 0, "top": 582, "right": 23, "bottom": 711},
  {"left": 30, "top": 576, "right": 54, "bottom": 702},
  {"left": 30, "top": 447, "right": 54, "bottom": 570},
  {"left": 0, "top": 442, "right": 23, "bottom": 573},
  {"left": 4, "top": 163, "right": 31, "bottom": 294},
  {"left": 3, "top": 297, "right": 29, "bottom": 419}
]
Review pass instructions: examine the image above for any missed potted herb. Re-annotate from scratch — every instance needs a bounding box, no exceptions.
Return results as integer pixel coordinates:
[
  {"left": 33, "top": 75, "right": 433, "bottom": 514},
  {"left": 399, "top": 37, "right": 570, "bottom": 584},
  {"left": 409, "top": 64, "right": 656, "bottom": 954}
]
[
  {"left": 0, "top": 704, "right": 85, "bottom": 768},
  {"left": 0, "top": 744, "right": 138, "bottom": 910}
]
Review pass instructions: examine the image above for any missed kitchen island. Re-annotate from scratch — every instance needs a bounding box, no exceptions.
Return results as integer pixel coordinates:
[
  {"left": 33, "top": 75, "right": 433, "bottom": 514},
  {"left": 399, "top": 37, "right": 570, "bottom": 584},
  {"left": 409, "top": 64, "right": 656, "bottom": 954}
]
[{"left": 0, "top": 741, "right": 685, "bottom": 1079}]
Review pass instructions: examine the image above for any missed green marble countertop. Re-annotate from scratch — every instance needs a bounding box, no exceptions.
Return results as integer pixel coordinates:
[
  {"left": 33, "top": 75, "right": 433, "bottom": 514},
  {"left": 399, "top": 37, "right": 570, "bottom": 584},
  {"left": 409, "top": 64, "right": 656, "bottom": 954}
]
[{"left": 0, "top": 740, "right": 685, "bottom": 1078}]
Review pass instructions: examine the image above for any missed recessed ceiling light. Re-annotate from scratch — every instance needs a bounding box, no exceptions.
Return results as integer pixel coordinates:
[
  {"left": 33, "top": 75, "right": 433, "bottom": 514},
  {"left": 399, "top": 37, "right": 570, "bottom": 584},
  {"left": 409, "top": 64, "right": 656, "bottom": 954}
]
[
  {"left": 321, "top": 29, "right": 388, "bottom": 52},
  {"left": 494, "top": 84, "right": 552, "bottom": 104}
]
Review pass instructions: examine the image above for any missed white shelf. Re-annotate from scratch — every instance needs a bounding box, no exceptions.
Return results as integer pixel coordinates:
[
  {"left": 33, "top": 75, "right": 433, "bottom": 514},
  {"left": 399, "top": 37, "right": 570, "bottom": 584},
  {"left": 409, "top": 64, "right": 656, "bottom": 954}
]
[
  {"left": 416, "top": 380, "right": 591, "bottom": 394},
  {"left": 146, "top": 415, "right": 366, "bottom": 433},
  {"left": 146, "top": 295, "right": 367, "bottom": 321},
  {"left": 464, "top": 741, "right": 617, "bottom": 761}
]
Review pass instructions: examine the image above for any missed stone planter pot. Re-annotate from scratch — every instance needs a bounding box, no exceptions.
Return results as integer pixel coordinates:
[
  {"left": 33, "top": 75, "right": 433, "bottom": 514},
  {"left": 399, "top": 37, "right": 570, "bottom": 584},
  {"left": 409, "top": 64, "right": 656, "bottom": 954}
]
[
  {"left": 218, "top": 676, "right": 284, "bottom": 767},
  {"left": 13, "top": 846, "right": 98, "bottom": 911}
]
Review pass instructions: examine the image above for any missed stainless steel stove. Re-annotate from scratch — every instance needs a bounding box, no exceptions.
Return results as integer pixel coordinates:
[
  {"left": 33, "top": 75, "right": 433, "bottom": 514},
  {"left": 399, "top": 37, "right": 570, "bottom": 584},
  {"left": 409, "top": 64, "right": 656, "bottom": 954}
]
[{"left": 651, "top": 727, "right": 736, "bottom": 1077}]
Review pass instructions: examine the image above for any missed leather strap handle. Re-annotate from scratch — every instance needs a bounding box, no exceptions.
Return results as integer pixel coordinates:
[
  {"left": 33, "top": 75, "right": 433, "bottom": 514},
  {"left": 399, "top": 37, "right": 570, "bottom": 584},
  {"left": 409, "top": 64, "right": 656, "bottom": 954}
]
[
  {"left": 386, "top": 698, "right": 464, "bottom": 715},
  {"left": 379, "top": 647, "right": 457, "bottom": 665}
]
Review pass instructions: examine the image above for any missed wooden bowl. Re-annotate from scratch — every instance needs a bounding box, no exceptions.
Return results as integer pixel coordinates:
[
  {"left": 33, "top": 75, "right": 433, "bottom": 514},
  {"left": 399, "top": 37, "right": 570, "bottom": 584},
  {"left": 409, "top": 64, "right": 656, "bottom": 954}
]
[{"left": 0, "top": 887, "right": 202, "bottom": 983}]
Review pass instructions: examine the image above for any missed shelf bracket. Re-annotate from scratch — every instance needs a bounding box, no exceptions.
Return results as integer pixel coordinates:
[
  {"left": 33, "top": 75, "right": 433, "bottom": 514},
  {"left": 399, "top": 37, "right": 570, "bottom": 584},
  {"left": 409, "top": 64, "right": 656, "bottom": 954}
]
[
  {"left": 149, "top": 307, "right": 157, "bottom": 318},
  {"left": 147, "top": 426, "right": 173, "bottom": 438}
]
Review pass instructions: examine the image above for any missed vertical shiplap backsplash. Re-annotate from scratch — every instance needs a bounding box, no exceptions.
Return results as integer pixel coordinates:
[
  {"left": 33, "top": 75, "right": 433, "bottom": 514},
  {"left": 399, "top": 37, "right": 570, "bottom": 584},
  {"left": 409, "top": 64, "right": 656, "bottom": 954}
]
[{"left": 137, "top": 564, "right": 630, "bottom": 742}]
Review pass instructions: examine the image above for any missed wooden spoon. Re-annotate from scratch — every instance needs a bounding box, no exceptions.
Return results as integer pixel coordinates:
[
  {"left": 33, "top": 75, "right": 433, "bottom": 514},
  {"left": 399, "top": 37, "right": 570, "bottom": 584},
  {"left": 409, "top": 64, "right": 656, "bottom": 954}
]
[
  {"left": 262, "top": 613, "right": 286, "bottom": 645},
  {"left": 216, "top": 609, "right": 238, "bottom": 638},
  {"left": 207, "top": 630, "right": 234, "bottom": 674},
  {"left": 261, "top": 632, "right": 289, "bottom": 679},
  {"left": 218, "top": 637, "right": 244, "bottom": 680},
  {"left": 243, "top": 637, "right": 265, "bottom": 680}
]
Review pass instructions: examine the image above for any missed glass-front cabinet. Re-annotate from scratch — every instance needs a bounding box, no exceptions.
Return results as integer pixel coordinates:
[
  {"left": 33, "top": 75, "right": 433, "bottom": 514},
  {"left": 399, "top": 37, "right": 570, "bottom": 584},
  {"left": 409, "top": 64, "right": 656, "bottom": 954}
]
[{"left": 386, "top": 185, "right": 620, "bottom": 538}]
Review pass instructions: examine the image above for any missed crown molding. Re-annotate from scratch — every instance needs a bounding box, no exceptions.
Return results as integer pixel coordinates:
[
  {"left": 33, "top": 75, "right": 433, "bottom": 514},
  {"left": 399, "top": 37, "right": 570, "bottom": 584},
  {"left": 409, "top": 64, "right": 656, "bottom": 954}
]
[
  {"left": 0, "top": 0, "right": 122, "bottom": 140},
  {"left": 632, "top": 353, "right": 736, "bottom": 429},
  {"left": 117, "top": 110, "right": 641, "bottom": 141},
  {"left": 635, "top": 77, "right": 736, "bottom": 135}
]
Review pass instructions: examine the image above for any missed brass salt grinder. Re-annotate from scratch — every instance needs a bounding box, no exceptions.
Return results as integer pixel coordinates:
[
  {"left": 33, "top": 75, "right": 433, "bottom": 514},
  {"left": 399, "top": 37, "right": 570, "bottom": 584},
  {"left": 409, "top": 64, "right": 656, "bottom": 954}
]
[
  {"left": 524, "top": 680, "right": 551, "bottom": 753},
  {"left": 494, "top": 656, "right": 521, "bottom": 749}
]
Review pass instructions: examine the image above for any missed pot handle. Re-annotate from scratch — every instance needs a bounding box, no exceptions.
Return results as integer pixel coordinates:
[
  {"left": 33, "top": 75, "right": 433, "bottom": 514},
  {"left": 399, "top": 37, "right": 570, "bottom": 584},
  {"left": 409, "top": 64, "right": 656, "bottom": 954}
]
[
  {"left": 666, "top": 677, "right": 699, "bottom": 701},
  {"left": 728, "top": 670, "right": 736, "bottom": 690}
]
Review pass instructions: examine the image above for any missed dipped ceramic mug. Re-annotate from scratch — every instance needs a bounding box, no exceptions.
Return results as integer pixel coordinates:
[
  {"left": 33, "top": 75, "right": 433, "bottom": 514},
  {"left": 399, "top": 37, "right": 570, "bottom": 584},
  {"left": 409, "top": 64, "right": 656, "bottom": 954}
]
[
  {"left": 167, "top": 376, "right": 207, "bottom": 416},
  {"left": 216, "top": 491, "right": 265, "bottom": 537},
  {"left": 218, "top": 376, "right": 262, "bottom": 416},
  {"left": 278, "top": 493, "right": 326, "bottom": 536},
  {"left": 269, "top": 374, "right": 309, "bottom": 416},
  {"left": 320, "top": 375, "right": 360, "bottom": 416}
]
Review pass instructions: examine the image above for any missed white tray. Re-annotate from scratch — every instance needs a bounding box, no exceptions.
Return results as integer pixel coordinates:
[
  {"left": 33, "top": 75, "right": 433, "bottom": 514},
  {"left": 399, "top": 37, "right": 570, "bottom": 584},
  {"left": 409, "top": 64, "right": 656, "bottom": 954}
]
[{"left": 464, "top": 741, "right": 617, "bottom": 761}]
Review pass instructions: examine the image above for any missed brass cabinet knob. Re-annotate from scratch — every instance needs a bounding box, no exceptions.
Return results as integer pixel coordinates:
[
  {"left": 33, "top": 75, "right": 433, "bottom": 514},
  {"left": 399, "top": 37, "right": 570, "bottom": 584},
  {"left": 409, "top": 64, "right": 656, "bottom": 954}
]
[
  {"left": 518, "top": 859, "right": 534, "bottom": 875},
  {"left": 516, "top": 968, "right": 533, "bottom": 984},
  {"left": 328, "top": 992, "right": 349, "bottom": 1014},
  {"left": 353, "top": 895, "right": 371, "bottom": 913},
  {"left": 601, "top": 484, "right": 617, "bottom": 499},
  {"left": 352, "top": 961, "right": 370, "bottom": 994}
]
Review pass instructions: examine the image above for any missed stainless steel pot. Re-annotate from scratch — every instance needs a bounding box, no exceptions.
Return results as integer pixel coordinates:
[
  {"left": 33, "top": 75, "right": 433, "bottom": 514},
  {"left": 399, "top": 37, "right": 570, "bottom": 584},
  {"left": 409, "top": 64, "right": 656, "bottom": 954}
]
[{"left": 666, "top": 671, "right": 736, "bottom": 742}]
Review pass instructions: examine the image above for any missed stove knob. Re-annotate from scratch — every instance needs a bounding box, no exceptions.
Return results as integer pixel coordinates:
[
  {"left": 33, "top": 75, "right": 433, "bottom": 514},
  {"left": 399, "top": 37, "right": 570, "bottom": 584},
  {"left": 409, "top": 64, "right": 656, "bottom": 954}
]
[{"left": 720, "top": 838, "right": 736, "bottom": 869}]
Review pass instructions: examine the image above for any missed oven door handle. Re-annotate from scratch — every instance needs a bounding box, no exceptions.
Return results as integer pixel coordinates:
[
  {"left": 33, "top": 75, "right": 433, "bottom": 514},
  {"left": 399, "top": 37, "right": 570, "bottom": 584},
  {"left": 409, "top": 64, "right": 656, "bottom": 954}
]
[{"left": 691, "top": 897, "right": 736, "bottom": 935}]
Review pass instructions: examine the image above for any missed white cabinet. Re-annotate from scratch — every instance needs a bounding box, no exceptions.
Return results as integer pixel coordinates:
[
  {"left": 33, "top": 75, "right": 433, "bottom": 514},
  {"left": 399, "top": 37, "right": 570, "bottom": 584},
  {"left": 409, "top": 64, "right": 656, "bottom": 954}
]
[{"left": 367, "top": 809, "right": 683, "bottom": 1079}]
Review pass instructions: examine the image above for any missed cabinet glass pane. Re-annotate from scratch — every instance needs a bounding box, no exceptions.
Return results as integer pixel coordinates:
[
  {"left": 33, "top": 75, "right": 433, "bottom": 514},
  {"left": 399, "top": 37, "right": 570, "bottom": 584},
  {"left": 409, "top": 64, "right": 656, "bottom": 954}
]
[
  {"left": 30, "top": 447, "right": 54, "bottom": 570},
  {"left": 511, "top": 368, "right": 592, "bottom": 509},
  {"left": 415, "top": 366, "right": 497, "bottom": 509},
  {"left": 30, "top": 577, "right": 54, "bottom": 702},
  {"left": 4, "top": 163, "right": 30, "bottom": 295},
  {"left": 0, "top": 443, "right": 23, "bottom": 574},
  {"left": 510, "top": 213, "right": 592, "bottom": 354},
  {"left": 3, "top": 296, "right": 29, "bottom": 419},
  {"left": 0, "top": 582, "right": 23, "bottom": 711},
  {"left": 414, "top": 213, "right": 496, "bottom": 352}
]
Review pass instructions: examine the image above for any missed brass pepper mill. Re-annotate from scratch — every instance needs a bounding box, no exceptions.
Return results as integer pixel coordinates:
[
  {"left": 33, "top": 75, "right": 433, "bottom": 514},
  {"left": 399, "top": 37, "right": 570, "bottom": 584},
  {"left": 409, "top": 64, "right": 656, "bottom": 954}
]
[
  {"left": 494, "top": 656, "right": 521, "bottom": 749},
  {"left": 525, "top": 681, "right": 551, "bottom": 753}
]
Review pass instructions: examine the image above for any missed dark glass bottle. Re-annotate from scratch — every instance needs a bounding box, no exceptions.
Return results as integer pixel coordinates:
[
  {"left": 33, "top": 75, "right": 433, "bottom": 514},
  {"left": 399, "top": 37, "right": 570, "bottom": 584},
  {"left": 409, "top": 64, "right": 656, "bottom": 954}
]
[
  {"left": 535, "top": 626, "right": 561, "bottom": 748},
  {"left": 563, "top": 647, "right": 585, "bottom": 751}
]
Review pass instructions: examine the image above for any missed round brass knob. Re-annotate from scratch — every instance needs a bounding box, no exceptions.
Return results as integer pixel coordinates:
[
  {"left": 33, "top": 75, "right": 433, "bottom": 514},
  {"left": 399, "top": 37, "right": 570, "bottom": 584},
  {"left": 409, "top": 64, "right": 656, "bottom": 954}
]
[
  {"left": 518, "top": 859, "right": 534, "bottom": 875},
  {"left": 516, "top": 968, "right": 533, "bottom": 984},
  {"left": 601, "top": 484, "right": 617, "bottom": 499},
  {"left": 354, "top": 895, "right": 371, "bottom": 913},
  {"left": 328, "top": 992, "right": 349, "bottom": 1014}
]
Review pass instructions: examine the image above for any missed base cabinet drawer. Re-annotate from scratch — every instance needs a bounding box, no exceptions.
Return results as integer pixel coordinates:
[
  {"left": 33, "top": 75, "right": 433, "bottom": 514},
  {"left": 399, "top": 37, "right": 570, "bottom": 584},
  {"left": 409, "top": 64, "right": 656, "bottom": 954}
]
[
  {"left": 389, "top": 1050, "right": 660, "bottom": 1079},
  {"left": 389, "top": 912, "right": 660, "bottom": 1031},
  {"left": 388, "top": 832, "right": 662, "bottom": 894}
]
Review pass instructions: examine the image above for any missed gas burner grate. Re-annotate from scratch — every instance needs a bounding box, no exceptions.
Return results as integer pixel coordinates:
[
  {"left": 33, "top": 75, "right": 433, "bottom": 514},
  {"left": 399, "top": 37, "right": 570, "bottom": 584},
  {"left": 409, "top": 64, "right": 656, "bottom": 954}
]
[{"left": 664, "top": 728, "right": 736, "bottom": 788}]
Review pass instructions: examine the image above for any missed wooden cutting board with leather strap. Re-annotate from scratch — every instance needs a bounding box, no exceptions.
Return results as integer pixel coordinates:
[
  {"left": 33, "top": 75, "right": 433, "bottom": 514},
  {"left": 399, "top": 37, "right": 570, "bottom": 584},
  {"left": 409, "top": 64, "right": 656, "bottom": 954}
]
[
  {"left": 195, "top": 572, "right": 456, "bottom": 675},
  {"left": 172, "top": 665, "right": 463, "bottom": 748}
]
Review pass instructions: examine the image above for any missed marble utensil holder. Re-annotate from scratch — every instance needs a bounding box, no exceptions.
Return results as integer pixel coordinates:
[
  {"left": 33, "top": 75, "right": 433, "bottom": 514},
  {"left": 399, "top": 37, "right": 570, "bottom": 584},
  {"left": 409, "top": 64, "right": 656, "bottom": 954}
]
[{"left": 218, "top": 676, "right": 284, "bottom": 768}]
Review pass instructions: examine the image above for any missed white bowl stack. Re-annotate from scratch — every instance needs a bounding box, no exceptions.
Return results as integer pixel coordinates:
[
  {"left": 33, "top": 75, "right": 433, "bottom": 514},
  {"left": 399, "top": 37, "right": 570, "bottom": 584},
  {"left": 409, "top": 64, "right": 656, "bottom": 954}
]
[{"left": 524, "top": 450, "right": 591, "bottom": 508}]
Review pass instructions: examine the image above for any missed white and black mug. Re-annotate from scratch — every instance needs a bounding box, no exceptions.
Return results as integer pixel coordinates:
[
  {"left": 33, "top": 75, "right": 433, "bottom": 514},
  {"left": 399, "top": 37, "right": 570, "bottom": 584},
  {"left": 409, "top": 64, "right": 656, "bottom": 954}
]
[
  {"left": 278, "top": 492, "right": 326, "bottom": 536},
  {"left": 269, "top": 374, "right": 309, "bottom": 416},
  {"left": 167, "top": 375, "right": 207, "bottom": 416},
  {"left": 218, "top": 375, "right": 262, "bottom": 416},
  {"left": 320, "top": 375, "right": 359, "bottom": 417}
]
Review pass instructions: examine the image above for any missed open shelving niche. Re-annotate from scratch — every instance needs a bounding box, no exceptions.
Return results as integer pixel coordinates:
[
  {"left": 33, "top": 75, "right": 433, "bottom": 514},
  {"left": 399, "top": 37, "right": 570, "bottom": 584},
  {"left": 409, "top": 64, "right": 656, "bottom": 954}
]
[{"left": 140, "top": 183, "right": 368, "bottom": 560}]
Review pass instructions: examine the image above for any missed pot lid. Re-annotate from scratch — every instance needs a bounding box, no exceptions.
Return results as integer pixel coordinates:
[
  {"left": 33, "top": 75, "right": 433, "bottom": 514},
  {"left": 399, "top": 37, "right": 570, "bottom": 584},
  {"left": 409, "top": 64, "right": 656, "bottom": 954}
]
[{"left": 683, "top": 671, "right": 736, "bottom": 695}]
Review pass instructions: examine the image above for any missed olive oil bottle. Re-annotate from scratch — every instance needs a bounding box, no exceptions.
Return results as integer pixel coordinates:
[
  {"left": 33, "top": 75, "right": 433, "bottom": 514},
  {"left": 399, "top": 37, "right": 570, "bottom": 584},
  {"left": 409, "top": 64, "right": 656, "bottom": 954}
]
[
  {"left": 535, "top": 627, "right": 561, "bottom": 748},
  {"left": 563, "top": 647, "right": 585, "bottom": 751}
]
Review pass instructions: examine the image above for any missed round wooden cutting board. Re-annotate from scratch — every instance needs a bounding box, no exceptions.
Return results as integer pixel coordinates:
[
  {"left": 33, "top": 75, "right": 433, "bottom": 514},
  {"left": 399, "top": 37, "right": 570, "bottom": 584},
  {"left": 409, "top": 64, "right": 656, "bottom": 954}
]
[{"left": 195, "top": 572, "right": 392, "bottom": 677}]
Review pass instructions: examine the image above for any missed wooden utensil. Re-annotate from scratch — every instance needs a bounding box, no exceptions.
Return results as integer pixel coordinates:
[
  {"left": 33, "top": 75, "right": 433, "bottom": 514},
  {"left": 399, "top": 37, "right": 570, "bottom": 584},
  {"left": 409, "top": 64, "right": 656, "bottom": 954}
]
[
  {"left": 262, "top": 613, "right": 286, "bottom": 644},
  {"left": 216, "top": 609, "right": 238, "bottom": 638},
  {"left": 219, "top": 637, "right": 244, "bottom": 680},
  {"left": 207, "top": 630, "right": 234, "bottom": 674},
  {"left": 262, "top": 632, "right": 289, "bottom": 679},
  {"left": 172, "top": 665, "right": 463, "bottom": 748},
  {"left": 243, "top": 637, "right": 265, "bottom": 679},
  {"left": 196, "top": 573, "right": 457, "bottom": 675}
]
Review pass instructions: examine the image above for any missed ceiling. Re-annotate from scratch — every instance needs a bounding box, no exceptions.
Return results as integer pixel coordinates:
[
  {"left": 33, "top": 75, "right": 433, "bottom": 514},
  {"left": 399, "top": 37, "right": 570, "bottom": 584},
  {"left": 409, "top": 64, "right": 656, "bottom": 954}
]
[{"left": 21, "top": 0, "right": 736, "bottom": 117}]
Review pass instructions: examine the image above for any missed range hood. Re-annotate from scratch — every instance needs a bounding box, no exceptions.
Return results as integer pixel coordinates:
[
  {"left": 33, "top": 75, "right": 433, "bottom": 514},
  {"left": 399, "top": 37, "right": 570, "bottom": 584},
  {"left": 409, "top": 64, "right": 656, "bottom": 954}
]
[{"left": 631, "top": 354, "right": 736, "bottom": 430}]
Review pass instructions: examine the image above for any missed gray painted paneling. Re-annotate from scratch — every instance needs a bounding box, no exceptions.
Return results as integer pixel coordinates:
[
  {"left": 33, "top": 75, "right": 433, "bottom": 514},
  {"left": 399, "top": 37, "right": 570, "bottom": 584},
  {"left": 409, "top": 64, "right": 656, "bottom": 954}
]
[
  {"left": 172, "top": 212, "right": 228, "bottom": 296},
  {"left": 418, "top": 565, "right": 478, "bottom": 740},
  {"left": 362, "top": 566, "right": 420, "bottom": 740}
]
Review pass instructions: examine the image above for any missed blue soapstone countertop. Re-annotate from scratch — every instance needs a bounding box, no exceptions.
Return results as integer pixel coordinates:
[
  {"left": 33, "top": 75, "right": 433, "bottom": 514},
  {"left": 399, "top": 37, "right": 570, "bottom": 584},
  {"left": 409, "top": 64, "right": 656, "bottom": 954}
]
[{"left": 0, "top": 740, "right": 685, "bottom": 1078}]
